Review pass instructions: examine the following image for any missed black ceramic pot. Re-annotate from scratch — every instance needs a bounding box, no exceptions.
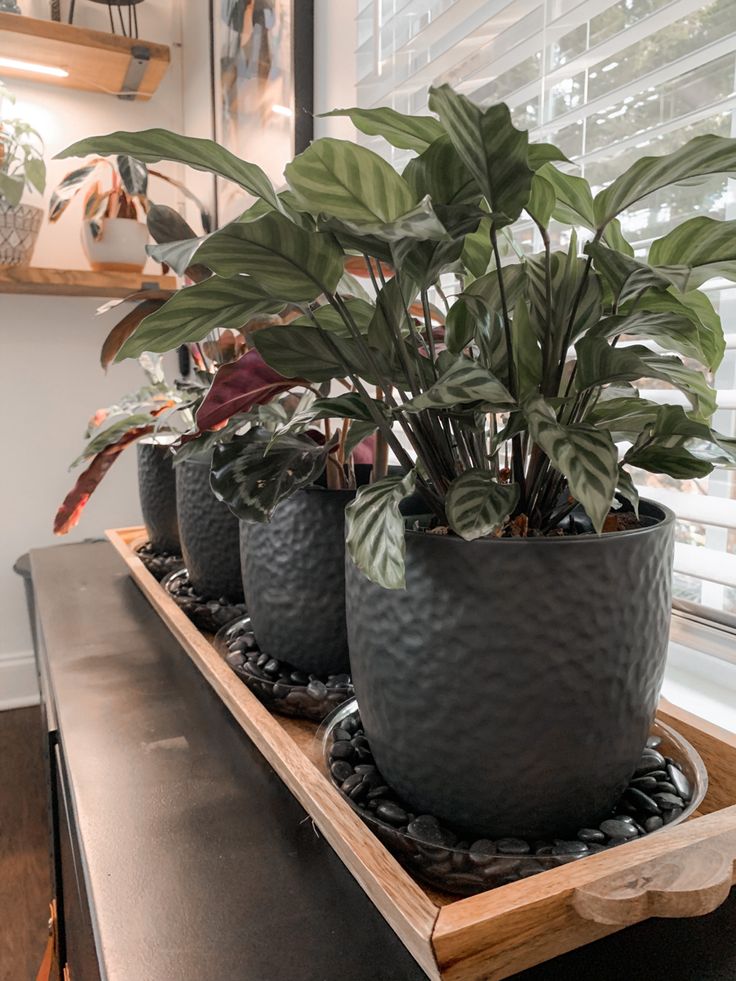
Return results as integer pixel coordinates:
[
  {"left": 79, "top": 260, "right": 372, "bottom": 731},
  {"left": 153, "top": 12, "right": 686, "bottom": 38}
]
[
  {"left": 239, "top": 487, "right": 353, "bottom": 675},
  {"left": 345, "top": 500, "right": 675, "bottom": 839},
  {"left": 176, "top": 458, "right": 243, "bottom": 600},
  {"left": 136, "top": 440, "right": 179, "bottom": 551}
]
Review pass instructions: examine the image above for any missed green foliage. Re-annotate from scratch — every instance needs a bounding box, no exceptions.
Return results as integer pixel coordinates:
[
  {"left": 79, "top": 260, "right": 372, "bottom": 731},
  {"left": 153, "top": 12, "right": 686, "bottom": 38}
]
[
  {"left": 0, "top": 83, "right": 46, "bottom": 206},
  {"left": 69, "top": 85, "right": 736, "bottom": 588}
]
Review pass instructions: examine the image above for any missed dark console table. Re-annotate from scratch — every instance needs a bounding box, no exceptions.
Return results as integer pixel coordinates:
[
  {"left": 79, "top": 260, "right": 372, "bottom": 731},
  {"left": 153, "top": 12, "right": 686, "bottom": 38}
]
[{"left": 27, "top": 541, "right": 736, "bottom": 981}]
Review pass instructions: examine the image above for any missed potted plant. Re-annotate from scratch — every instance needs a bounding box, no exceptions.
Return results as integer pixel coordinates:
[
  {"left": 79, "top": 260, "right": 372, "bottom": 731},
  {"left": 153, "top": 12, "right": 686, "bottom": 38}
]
[
  {"left": 59, "top": 95, "right": 736, "bottom": 840},
  {"left": 48, "top": 153, "right": 211, "bottom": 272},
  {"left": 0, "top": 82, "right": 45, "bottom": 266}
]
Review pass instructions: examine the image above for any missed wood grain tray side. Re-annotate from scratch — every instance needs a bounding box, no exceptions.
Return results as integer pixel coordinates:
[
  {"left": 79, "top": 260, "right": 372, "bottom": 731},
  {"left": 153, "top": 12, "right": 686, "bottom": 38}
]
[{"left": 107, "top": 527, "right": 736, "bottom": 981}]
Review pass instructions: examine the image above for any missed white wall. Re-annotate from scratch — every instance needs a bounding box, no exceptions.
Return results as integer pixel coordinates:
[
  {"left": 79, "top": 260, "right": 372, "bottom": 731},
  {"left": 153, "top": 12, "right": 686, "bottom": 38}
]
[
  {"left": 313, "top": 0, "right": 357, "bottom": 140},
  {"left": 0, "top": 0, "right": 192, "bottom": 706}
]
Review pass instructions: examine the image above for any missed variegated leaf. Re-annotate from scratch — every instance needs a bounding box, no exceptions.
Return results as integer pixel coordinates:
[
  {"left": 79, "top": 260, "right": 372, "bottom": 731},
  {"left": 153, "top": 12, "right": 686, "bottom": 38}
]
[
  {"left": 428, "top": 85, "right": 533, "bottom": 227},
  {"left": 585, "top": 241, "right": 671, "bottom": 306},
  {"left": 648, "top": 217, "right": 736, "bottom": 291},
  {"left": 445, "top": 470, "right": 519, "bottom": 540},
  {"left": 594, "top": 134, "right": 736, "bottom": 229},
  {"left": 616, "top": 467, "right": 640, "bottom": 516},
  {"left": 627, "top": 289, "right": 724, "bottom": 371},
  {"left": 290, "top": 299, "right": 374, "bottom": 338},
  {"left": 401, "top": 356, "right": 515, "bottom": 412},
  {"left": 117, "top": 276, "right": 284, "bottom": 360},
  {"left": 319, "top": 107, "right": 444, "bottom": 153},
  {"left": 345, "top": 470, "right": 417, "bottom": 589},
  {"left": 524, "top": 394, "right": 618, "bottom": 532},
  {"left": 587, "top": 311, "right": 717, "bottom": 370},
  {"left": 285, "top": 138, "right": 415, "bottom": 223}
]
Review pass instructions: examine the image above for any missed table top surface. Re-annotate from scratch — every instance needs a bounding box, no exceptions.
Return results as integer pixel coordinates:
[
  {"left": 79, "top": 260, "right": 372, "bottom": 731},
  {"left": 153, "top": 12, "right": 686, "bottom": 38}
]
[{"left": 29, "top": 541, "right": 736, "bottom": 981}]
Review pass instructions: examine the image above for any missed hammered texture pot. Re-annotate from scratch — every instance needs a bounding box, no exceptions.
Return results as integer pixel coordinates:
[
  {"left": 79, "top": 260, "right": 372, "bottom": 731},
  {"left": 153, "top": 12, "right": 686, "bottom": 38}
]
[
  {"left": 0, "top": 203, "right": 42, "bottom": 266},
  {"left": 176, "top": 459, "right": 243, "bottom": 600},
  {"left": 240, "top": 487, "right": 353, "bottom": 675},
  {"left": 346, "top": 500, "right": 675, "bottom": 839},
  {"left": 136, "top": 442, "right": 179, "bottom": 551}
]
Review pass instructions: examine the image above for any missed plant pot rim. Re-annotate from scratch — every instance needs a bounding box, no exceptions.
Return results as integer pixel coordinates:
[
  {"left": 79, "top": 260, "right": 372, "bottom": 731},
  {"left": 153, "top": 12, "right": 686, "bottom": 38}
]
[
  {"left": 404, "top": 497, "right": 674, "bottom": 547},
  {"left": 83, "top": 215, "right": 145, "bottom": 225}
]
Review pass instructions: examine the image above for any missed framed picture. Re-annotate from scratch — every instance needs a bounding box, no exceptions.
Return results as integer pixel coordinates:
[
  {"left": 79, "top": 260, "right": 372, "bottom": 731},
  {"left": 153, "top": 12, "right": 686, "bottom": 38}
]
[{"left": 211, "top": 0, "right": 314, "bottom": 225}]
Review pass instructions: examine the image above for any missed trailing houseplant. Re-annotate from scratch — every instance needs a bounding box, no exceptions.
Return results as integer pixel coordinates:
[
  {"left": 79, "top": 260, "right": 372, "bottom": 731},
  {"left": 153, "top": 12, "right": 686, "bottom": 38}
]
[
  {"left": 0, "top": 81, "right": 46, "bottom": 265},
  {"left": 49, "top": 153, "right": 211, "bottom": 272},
  {"left": 60, "top": 87, "right": 736, "bottom": 837}
]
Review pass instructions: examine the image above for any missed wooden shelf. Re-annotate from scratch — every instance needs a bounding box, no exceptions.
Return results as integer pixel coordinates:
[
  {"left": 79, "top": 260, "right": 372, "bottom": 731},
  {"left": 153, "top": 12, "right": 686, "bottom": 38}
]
[
  {"left": 0, "top": 13, "right": 169, "bottom": 100},
  {"left": 0, "top": 266, "right": 176, "bottom": 298}
]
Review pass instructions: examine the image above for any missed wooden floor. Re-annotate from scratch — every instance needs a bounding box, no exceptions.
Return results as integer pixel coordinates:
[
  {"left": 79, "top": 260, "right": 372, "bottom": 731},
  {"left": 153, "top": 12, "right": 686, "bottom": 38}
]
[{"left": 0, "top": 707, "right": 51, "bottom": 981}]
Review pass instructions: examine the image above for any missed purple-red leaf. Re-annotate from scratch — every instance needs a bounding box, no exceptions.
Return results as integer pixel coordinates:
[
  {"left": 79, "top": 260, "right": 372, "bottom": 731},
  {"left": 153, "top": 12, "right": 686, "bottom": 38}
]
[{"left": 196, "top": 348, "right": 305, "bottom": 431}]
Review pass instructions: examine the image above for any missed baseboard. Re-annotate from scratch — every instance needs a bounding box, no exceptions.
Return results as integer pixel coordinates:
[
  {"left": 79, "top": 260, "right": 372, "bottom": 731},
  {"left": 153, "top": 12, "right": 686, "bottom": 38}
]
[{"left": 0, "top": 651, "right": 39, "bottom": 710}]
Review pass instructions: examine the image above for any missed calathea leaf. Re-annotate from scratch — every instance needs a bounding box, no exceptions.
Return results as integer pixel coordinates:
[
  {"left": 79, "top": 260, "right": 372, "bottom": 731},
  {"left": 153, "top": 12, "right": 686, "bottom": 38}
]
[
  {"left": 211, "top": 429, "right": 337, "bottom": 523},
  {"left": 319, "top": 107, "right": 444, "bottom": 153},
  {"left": 585, "top": 241, "right": 670, "bottom": 306},
  {"left": 368, "top": 275, "right": 419, "bottom": 354},
  {"left": 525, "top": 173, "right": 555, "bottom": 228},
  {"left": 585, "top": 396, "right": 662, "bottom": 434},
  {"left": 193, "top": 212, "right": 345, "bottom": 301},
  {"left": 445, "top": 470, "right": 519, "bottom": 541},
  {"left": 528, "top": 143, "right": 570, "bottom": 170},
  {"left": 116, "top": 155, "right": 147, "bottom": 195},
  {"left": 648, "top": 217, "right": 736, "bottom": 291},
  {"left": 253, "top": 323, "right": 368, "bottom": 383},
  {"left": 402, "top": 134, "right": 478, "bottom": 206},
  {"left": 322, "top": 195, "right": 450, "bottom": 246},
  {"left": 117, "top": 277, "right": 284, "bottom": 360},
  {"left": 401, "top": 355, "right": 514, "bottom": 412},
  {"left": 574, "top": 336, "right": 717, "bottom": 420},
  {"left": 290, "top": 299, "right": 374, "bottom": 338},
  {"left": 146, "top": 204, "right": 211, "bottom": 282},
  {"left": 616, "top": 467, "right": 640, "bottom": 516},
  {"left": 536, "top": 165, "right": 633, "bottom": 255},
  {"left": 636, "top": 404, "right": 736, "bottom": 467},
  {"left": 587, "top": 311, "right": 716, "bottom": 370},
  {"left": 446, "top": 263, "right": 526, "bottom": 355},
  {"left": 196, "top": 349, "right": 304, "bottom": 431},
  {"left": 310, "top": 392, "right": 378, "bottom": 422},
  {"left": 172, "top": 416, "right": 250, "bottom": 467},
  {"left": 147, "top": 234, "right": 209, "bottom": 275},
  {"left": 511, "top": 301, "right": 542, "bottom": 398},
  {"left": 428, "top": 85, "right": 533, "bottom": 227},
  {"left": 624, "top": 436, "right": 713, "bottom": 479},
  {"left": 57, "top": 130, "right": 284, "bottom": 213},
  {"left": 345, "top": 419, "right": 378, "bottom": 457},
  {"left": 626, "top": 289, "right": 724, "bottom": 371},
  {"left": 524, "top": 394, "right": 619, "bottom": 533},
  {"left": 594, "top": 134, "right": 736, "bottom": 230},
  {"left": 285, "top": 138, "right": 415, "bottom": 223},
  {"left": 101, "top": 297, "right": 170, "bottom": 368},
  {"left": 461, "top": 217, "right": 493, "bottom": 279},
  {"left": 526, "top": 245, "right": 602, "bottom": 344},
  {"left": 345, "top": 470, "right": 417, "bottom": 589}
]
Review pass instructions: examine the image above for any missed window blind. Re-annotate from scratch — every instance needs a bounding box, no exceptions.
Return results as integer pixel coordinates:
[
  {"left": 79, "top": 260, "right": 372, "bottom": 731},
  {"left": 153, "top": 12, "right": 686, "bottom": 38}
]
[{"left": 356, "top": 0, "right": 736, "bottom": 622}]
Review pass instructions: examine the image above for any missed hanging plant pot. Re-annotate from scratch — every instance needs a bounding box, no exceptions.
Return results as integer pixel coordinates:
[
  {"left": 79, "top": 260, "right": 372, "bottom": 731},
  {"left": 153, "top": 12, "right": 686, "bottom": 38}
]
[
  {"left": 0, "top": 203, "right": 42, "bottom": 266},
  {"left": 176, "top": 458, "right": 243, "bottom": 600},
  {"left": 345, "top": 500, "right": 675, "bottom": 840},
  {"left": 239, "top": 487, "right": 354, "bottom": 675},
  {"left": 136, "top": 439, "right": 179, "bottom": 552},
  {"left": 81, "top": 216, "right": 148, "bottom": 272}
]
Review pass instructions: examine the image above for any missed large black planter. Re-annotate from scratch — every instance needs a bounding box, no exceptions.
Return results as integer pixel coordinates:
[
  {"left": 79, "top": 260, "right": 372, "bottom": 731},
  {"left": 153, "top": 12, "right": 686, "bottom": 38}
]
[
  {"left": 345, "top": 500, "right": 675, "bottom": 839},
  {"left": 176, "top": 458, "right": 243, "bottom": 600},
  {"left": 136, "top": 440, "right": 179, "bottom": 551},
  {"left": 239, "top": 487, "right": 353, "bottom": 675}
]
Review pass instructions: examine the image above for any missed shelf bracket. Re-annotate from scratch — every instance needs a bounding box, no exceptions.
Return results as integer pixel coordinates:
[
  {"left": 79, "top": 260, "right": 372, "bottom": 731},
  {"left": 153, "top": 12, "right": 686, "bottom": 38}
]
[{"left": 119, "top": 44, "right": 150, "bottom": 100}]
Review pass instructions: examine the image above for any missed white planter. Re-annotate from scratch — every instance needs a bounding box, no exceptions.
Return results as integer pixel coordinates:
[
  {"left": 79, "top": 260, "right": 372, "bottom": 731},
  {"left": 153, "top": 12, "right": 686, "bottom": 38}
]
[
  {"left": 81, "top": 217, "right": 149, "bottom": 273},
  {"left": 0, "top": 203, "right": 43, "bottom": 266}
]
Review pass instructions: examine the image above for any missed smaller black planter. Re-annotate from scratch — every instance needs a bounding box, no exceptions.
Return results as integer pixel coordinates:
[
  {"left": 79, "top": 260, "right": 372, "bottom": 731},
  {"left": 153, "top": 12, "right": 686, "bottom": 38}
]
[
  {"left": 136, "top": 440, "right": 179, "bottom": 551},
  {"left": 240, "top": 487, "right": 354, "bottom": 675},
  {"left": 176, "top": 458, "right": 243, "bottom": 601}
]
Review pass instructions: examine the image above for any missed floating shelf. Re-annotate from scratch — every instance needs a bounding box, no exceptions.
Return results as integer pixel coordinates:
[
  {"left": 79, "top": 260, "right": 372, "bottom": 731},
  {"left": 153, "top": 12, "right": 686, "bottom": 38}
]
[
  {"left": 0, "top": 13, "right": 169, "bottom": 100},
  {"left": 0, "top": 265, "right": 176, "bottom": 298}
]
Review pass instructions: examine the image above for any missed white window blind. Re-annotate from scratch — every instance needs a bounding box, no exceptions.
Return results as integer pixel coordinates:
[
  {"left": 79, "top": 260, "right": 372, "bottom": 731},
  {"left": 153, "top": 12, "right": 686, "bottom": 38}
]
[{"left": 356, "top": 0, "right": 736, "bottom": 622}]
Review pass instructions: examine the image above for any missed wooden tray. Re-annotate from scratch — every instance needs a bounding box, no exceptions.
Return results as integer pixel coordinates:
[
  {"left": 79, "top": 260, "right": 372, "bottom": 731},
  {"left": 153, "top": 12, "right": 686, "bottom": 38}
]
[{"left": 108, "top": 526, "right": 736, "bottom": 981}]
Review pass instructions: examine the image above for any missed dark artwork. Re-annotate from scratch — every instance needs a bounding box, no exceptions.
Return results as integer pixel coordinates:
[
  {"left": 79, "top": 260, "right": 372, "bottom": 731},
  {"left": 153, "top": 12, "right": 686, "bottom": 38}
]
[{"left": 214, "top": 0, "right": 313, "bottom": 222}]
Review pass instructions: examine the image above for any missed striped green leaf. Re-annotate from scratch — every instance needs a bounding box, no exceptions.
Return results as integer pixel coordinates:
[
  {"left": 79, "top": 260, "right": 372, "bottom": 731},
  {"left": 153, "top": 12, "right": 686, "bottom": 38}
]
[
  {"left": 526, "top": 246, "right": 602, "bottom": 344},
  {"left": 445, "top": 470, "right": 519, "bottom": 541},
  {"left": 193, "top": 212, "right": 344, "bottom": 301},
  {"left": 345, "top": 470, "right": 417, "bottom": 589},
  {"left": 253, "top": 324, "right": 366, "bottom": 383},
  {"left": 538, "top": 164, "right": 632, "bottom": 255},
  {"left": 319, "top": 107, "right": 444, "bottom": 152},
  {"left": 588, "top": 311, "right": 718, "bottom": 370},
  {"left": 310, "top": 392, "right": 378, "bottom": 422},
  {"left": 585, "top": 242, "right": 670, "bottom": 306},
  {"left": 211, "top": 429, "right": 335, "bottom": 523},
  {"left": 117, "top": 277, "right": 283, "bottom": 360},
  {"left": 623, "top": 289, "right": 725, "bottom": 371},
  {"left": 575, "top": 336, "right": 717, "bottom": 420},
  {"left": 525, "top": 173, "right": 555, "bottom": 227},
  {"left": 594, "top": 134, "right": 736, "bottom": 230},
  {"left": 285, "top": 138, "right": 415, "bottom": 223},
  {"left": 428, "top": 85, "right": 533, "bottom": 227},
  {"left": 512, "top": 301, "right": 542, "bottom": 397},
  {"left": 630, "top": 404, "right": 736, "bottom": 468},
  {"left": 586, "top": 397, "right": 662, "bottom": 434},
  {"left": 616, "top": 467, "right": 640, "bottom": 516},
  {"left": 446, "top": 263, "right": 527, "bottom": 355},
  {"left": 625, "top": 439, "right": 713, "bottom": 479},
  {"left": 402, "top": 135, "right": 478, "bottom": 206},
  {"left": 648, "top": 217, "right": 736, "bottom": 291},
  {"left": 57, "top": 129, "right": 283, "bottom": 213},
  {"left": 402, "top": 356, "right": 514, "bottom": 412},
  {"left": 323, "top": 195, "right": 450, "bottom": 245},
  {"left": 290, "top": 299, "right": 374, "bottom": 338},
  {"left": 528, "top": 143, "right": 569, "bottom": 170},
  {"left": 524, "top": 394, "right": 618, "bottom": 532}
]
